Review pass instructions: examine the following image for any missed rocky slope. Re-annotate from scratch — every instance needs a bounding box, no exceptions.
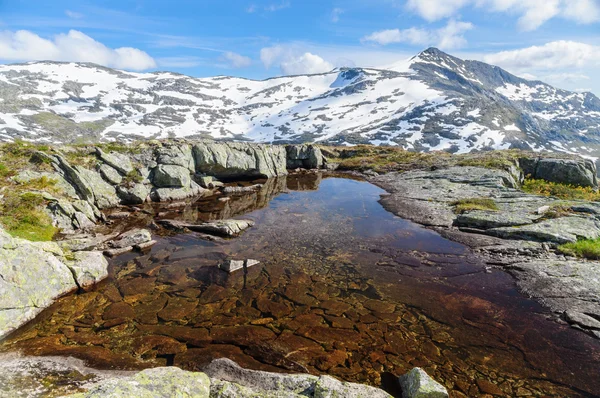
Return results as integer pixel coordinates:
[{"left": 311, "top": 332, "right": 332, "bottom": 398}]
[{"left": 1, "top": 48, "right": 599, "bottom": 158}]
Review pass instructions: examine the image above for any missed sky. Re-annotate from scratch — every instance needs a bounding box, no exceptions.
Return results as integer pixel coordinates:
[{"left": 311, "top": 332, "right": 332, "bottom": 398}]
[{"left": 0, "top": 0, "right": 599, "bottom": 95}]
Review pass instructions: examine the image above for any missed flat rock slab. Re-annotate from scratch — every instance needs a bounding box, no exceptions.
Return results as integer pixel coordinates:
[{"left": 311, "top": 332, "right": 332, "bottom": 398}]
[
  {"left": 487, "top": 216, "right": 600, "bottom": 244},
  {"left": 159, "top": 219, "right": 255, "bottom": 237},
  {"left": 456, "top": 210, "right": 537, "bottom": 229}
]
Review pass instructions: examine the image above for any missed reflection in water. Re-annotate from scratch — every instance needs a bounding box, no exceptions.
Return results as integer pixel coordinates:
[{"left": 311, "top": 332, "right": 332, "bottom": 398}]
[{"left": 2, "top": 175, "right": 600, "bottom": 397}]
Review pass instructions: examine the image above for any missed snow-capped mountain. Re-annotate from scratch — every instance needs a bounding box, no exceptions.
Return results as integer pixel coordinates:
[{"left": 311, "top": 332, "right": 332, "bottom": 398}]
[{"left": 1, "top": 47, "right": 599, "bottom": 157}]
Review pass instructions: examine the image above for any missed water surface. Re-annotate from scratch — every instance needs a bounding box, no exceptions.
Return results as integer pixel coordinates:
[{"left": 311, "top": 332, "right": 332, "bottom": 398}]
[{"left": 2, "top": 174, "right": 599, "bottom": 397}]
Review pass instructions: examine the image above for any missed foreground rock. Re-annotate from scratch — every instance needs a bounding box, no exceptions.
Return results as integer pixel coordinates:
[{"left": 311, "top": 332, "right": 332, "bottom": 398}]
[
  {"left": 158, "top": 219, "right": 255, "bottom": 237},
  {"left": 0, "top": 227, "right": 108, "bottom": 339},
  {"left": 399, "top": 368, "right": 448, "bottom": 398}
]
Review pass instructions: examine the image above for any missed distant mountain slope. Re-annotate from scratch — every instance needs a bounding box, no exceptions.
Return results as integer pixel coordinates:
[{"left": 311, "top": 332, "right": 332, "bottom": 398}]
[{"left": 0, "top": 47, "right": 599, "bottom": 158}]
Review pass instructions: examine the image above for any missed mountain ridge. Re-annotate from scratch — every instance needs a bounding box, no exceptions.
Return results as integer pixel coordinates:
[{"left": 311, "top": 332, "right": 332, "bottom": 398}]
[{"left": 1, "top": 47, "right": 599, "bottom": 158}]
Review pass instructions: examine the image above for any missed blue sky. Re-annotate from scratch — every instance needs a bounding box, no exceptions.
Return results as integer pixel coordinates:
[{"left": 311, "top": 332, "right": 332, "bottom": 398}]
[{"left": 1, "top": 0, "right": 599, "bottom": 94}]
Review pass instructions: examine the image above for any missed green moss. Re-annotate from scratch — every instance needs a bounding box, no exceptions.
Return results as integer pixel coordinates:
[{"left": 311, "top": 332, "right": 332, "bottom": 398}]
[
  {"left": 0, "top": 192, "right": 57, "bottom": 241},
  {"left": 522, "top": 179, "right": 600, "bottom": 201},
  {"left": 123, "top": 169, "right": 143, "bottom": 184},
  {"left": 451, "top": 198, "right": 499, "bottom": 214},
  {"left": 558, "top": 238, "right": 600, "bottom": 260}
]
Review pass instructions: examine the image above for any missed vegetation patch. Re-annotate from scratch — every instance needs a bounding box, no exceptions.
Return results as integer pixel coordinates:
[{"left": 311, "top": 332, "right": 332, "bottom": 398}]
[
  {"left": 451, "top": 198, "right": 499, "bottom": 214},
  {"left": 522, "top": 179, "right": 600, "bottom": 201},
  {"left": 0, "top": 192, "right": 57, "bottom": 241},
  {"left": 331, "top": 145, "right": 442, "bottom": 173},
  {"left": 455, "top": 150, "right": 522, "bottom": 170},
  {"left": 558, "top": 238, "right": 600, "bottom": 260}
]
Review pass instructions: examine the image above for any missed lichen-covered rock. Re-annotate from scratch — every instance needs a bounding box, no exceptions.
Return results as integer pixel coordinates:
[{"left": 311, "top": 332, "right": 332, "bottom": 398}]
[
  {"left": 117, "top": 183, "right": 151, "bottom": 204},
  {"left": 192, "top": 141, "right": 287, "bottom": 179},
  {"left": 286, "top": 144, "right": 324, "bottom": 169},
  {"left": 96, "top": 148, "right": 133, "bottom": 175},
  {"left": 398, "top": 368, "right": 448, "bottom": 398},
  {"left": 156, "top": 144, "right": 195, "bottom": 172},
  {"left": 455, "top": 210, "right": 537, "bottom": 229},
  {"left": 314, "top": 375, "right": 392, "bottom": 398},
  {"left": 159, "top": 219, "right": 254, "bottom": 237},
  {"left": 153, "top": 164, "right": 192, "bottom": 188},
  {"left": 0, "top": 228, "right": 107, "bottom": 339},
  {"left": 65, "top": 251, "right": 109, "bottom": 289},
  {"left": 151, "top": 181, "right": 206, "bottom": 202},
  {"left": 69, "top": 367, "right": 211, "bottom": 398},
  {"left": 98, "top": 164, "right": 123, "bottom": 185},
  {"left": 74, "top": 166, "right": 120, "bottom": 209}
]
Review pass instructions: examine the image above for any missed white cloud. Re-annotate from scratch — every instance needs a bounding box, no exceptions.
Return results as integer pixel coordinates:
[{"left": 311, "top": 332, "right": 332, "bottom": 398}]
[
  {"left": 280, "top": 52, "right": 333, "bottom": 75},
  {"left": 65, "top": 10, "right": 84, "bottom": 19},
  {"left": 362, "top": 20, "right": 473, "bottom": 50},
  {"left": 264, "top": 1, "right": 291, "bottom": 12},
  {"left": 332, "top": 8, "right": 344, "bottom": 22},
  {"left": 221, "top": 51, "right": 252, "bottom": 68},
  {"left": 406, "top": 0, "right": 600, "bottom": 30},
  {"left": 0, "top": 29, "right": 156, "bottom": 70},
  {"left": 260, "top": 45, "right": 333, "bottom": 75},
  {"left": 484, "top": 41, "right": 600, "bottom": 70}
]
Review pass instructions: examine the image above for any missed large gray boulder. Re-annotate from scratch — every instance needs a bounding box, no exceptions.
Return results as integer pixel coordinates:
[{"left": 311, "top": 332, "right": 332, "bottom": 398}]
[
  {"left": 520, "top": 156, "right": 598, "bottom": 188},
  {"left": 0, "top": 228, "right": 108, "bottom": 339},
  {"left": 192, "top": 142, "right": 287, "bottom": 179},
  {"left": 156, "top": 144, "right": 195, "bottom": 172},
  {"left": 153, "top": 164, "right": 192, "bottom": 188},
  {"left": 286, "top": 144, "right": 324, "bottom": 169},
  {"left": 74, "top": 166, "right": 120, "bottom": 209},
  {"left": 151, "top": 181, "right": 206, "bottom": 202},
  {"left": 117, "top": 183, "right": 151, "bottom": 204},
  {"left": 98, "top": 164, "right": 123, "bottom": 185},
  {"left": 398, "top": 368, "right": 448, "bottom": 398}
]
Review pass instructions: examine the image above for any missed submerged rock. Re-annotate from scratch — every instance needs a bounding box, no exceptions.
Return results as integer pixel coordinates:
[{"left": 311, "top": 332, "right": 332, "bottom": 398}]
[
  {"left": 159, "top": 219, "right": 254, "bottom": 237},
  {"left": 108, "top": 229, "right": 152, "bottom": 249},
  {"left": 398, "top": 368, "right": 448, "bottom": 398}
]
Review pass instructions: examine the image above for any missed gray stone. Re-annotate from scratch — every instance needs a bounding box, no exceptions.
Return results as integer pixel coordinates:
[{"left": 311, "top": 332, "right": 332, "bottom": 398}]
[
  {"left": 108, "top": 229, "right": 152, "bottom": 249},
  {"left": 156, "top": 144, "right": 195, "bottom": 171},
  {"left": 72, "top": 211, "right": 95, "bottom": 230},
  {"left": 69, "top": 367, "right": 211, "bottom": 398},
  {"left": 66, "top": 251, "right": 109, "bottom": 289},
  {"left": 314, "top": 375, "right": 392, "bottom": 398},
  {"left": 523, "top": 156, "right": 598, "bottom": 188},
  {"left": 103, "top": 246, "right": 133, "bottom": 257},
  {"left": 96, "top": 148, "right": 134, "bottom": 175},
  {"left": 59, "top": 233, "right": 119, "bottom": 252},
  {"left": 455, "top": 210, "right": 536, "bottom": 229},
  {"left": 135, "top": 240, "right": 157, "bottom": 251},
  {"left": 152, "top": 181, "right": 206, "bottom": 202},
  {"left": 286, "top": 145, "right": 324, "bottom": 169},
  {"left": 487, "top": 216, "right": 600, "bottom": 244},
  {"left": 220, "top": 259, "right": 260, "bottom": 273},
  {"left": 98, "top": 164, "right": 123, "bottom": 185},
  {"left": 117, "top": 183, "right": 151, "bottom": 204},
  {"left": 153, "top": 164, "right": 192, "bottom": 188},
  {"left": 160, "top": 219, "right": 254, "bottom": 237},
  {"left": 192, "top": 141, "right": 287, "bottom": 179},
  {"left": 398, "top": 368, "right": 448, "bottom": 398},
  {"left": 222, "top": 184, "right": 263, "bottom": 194},
  {"left": 74, "top": 166, "right": 121, "bottom": 209}
]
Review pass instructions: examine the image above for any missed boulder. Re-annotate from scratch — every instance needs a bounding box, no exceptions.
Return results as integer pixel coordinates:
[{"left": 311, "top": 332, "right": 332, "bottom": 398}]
[
  {"left": 96, "top": 148, "right": 134, "bottom": 175},
  {"left": 117, "top": 183, "right": 151, "bottom": 205},
  {"left": 520, "top": 156, "right": 598, "bottom": 188},
  {"left": 286, "top": 144, "right": 324, "bottom": 169},
  {"left": 159, "top": 219, "right": 254, "bottom": 237},
  {"left": 398, "top": 368, "right": 448, "bottom": 398},
  {"left": 314, "top": 375, "right": 392, "bottom": 398},
  {"left": 155, "top": 144, "right": 195, "bottom": 172},
  {"left": 108, "top": 229, "right": 152, "bottom": 249},
  {"left": 74, "top": 166, "right": 120, "bottom": 209},
  {"left": 0, "top": 227, "right": 107, "bottom": 339},
  {"left": 455, "top": 210, "right": 536, "bottom": 229},
  {"left": 153, "top": 164, "right": 192, "bottom": 188},
  {"left": 68, "top": 367, "right": 211, "bottom": 398},
  {"left": 65, "top": 251, "right": 109, "bottom": 289},
  {"left": 192, "top": 141, "right": 287, "bottom": 179},
  {"left": 98, "top": 164, "right": 123, "bottom": 185},
  {"left": 151, "top": 181, "right": 206, "bottom": 202}
]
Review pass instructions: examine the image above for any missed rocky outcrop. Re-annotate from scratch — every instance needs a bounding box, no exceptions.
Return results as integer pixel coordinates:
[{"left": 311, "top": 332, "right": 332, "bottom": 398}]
[
  {"left": 286, "top": 144, "right": 324, "bottom": 169},
  {"left": 520, "top": 156, "right": 598, "bottom": 188},
  {"left": 0, "top": 227, "right": 108, "bottom": 339},
  {"left": 153, "top": 164, "right": 192, "bottom": 188},
  {"left": 158, "top": 219, "right": 254, "bottom": 237},
  {"left": 193, "top": 141, "right": 288, "bottom": 179}
]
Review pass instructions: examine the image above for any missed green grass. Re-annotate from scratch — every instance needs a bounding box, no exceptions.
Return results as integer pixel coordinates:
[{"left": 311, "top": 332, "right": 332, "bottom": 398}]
[
  {"left": 451, "top": 198, "right": 499, "bottom": 214},
  {"left": 334, "top": 145, "right": 441, "bottom": 173},
  {"left": 522, "top": 179, "right": 600, "bottom": 201},
  {"left": 0, "top": 192, "right": 57, "bottom": 241},
  {"left": 558, "top": 238, "right": 600, "bottom": 260}
]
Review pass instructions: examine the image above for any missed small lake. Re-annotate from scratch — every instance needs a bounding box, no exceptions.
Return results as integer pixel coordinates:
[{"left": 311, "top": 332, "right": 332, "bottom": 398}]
[{"left": 2, "top": 174, "right": 600, "bottom": 397}]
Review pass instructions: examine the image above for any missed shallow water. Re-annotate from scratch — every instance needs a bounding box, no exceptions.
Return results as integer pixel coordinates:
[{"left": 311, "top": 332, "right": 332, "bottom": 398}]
[{"left": 2, "top": 174, "right": 600, "bottom": 397}]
